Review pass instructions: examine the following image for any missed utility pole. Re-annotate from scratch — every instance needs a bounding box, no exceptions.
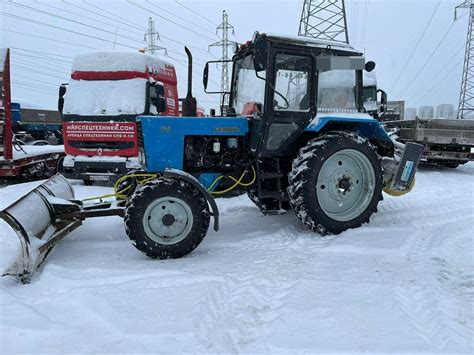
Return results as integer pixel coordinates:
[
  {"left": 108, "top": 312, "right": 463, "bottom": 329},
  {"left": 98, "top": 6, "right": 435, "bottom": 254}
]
[
  {"left": 298, "top": 0, "right": 349, "bottom": 44},
  {"left": 209, "top": 10, "right": 237, "bottom": 114},
  {"left": 455, "top": 0, "right": 474, "bottom": 119},
  {"left": 144, "top": 17, "right": 167, "bottom": 56}
]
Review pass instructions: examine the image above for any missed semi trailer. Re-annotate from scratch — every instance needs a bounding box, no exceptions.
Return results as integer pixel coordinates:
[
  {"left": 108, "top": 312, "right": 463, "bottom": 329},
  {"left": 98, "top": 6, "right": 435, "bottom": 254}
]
[{"left": 1, "top": 48, "right": 64, "bottom": 179}]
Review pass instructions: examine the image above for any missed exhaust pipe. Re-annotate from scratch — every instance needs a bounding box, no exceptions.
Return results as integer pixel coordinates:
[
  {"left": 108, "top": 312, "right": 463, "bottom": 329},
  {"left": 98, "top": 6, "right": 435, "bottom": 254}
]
[
  {"left": 0, "top": 174, "right": 81, "bottom": 282},
  {"left": 182, "top": 46, "right": 197, "bottom": 117}
]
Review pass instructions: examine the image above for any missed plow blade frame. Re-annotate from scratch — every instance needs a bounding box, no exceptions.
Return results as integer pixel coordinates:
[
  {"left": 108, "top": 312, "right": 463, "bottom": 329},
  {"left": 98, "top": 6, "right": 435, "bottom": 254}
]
[{"left": 0, "top": 174, "right": 81, "bottom": 282}]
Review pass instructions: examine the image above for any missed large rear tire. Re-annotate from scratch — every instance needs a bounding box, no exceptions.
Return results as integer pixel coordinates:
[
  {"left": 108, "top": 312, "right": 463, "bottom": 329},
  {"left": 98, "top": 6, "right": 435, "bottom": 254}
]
[
  {"left": 288, "top": 132, "right": 383, "bottom": 234},
  {"left": 124, "top": 178, "right": 210, "bottom": 259}
]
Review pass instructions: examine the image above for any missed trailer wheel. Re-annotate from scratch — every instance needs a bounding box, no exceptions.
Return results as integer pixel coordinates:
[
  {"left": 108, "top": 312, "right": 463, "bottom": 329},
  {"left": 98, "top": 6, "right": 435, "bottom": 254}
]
[
  {"left": 125, "top": 178, "right": 210, "bottom": 259},
  {"left": 288, "top": 132, "right": 383, "bottom": 234}
]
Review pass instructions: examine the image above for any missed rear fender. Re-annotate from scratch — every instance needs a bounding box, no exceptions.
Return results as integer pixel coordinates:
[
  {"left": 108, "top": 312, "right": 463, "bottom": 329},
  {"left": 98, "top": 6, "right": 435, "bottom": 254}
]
[
  {"left": 305, "top": 115, "right": 393, "bottom": 152},
  {"left": 163, "top": 169, "right": 219, "bottom": 232}
]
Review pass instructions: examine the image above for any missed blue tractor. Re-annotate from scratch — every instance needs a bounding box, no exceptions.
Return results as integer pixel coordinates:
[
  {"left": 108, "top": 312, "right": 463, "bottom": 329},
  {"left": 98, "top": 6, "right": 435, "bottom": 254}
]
[{"left": 1, "top": 33, "right": 423, "bottom": 282}]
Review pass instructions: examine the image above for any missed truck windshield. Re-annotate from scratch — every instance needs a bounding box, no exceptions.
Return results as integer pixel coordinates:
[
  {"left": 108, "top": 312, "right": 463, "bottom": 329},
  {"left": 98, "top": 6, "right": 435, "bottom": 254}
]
[
  {"left": 317, "top": 69, "right": 357, "bottom": 113},
  {"left": 232, "top": 55, "right": 266, "bottom": 115},
  {"left": 63, "top": 78, "right": 147, "bottom": 116}
]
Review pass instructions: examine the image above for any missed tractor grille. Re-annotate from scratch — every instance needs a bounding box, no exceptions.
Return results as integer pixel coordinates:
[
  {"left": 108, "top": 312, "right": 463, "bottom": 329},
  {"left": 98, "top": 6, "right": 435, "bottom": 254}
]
[{"left": 137, "top": 121, "right": 144, "bottom": 149}]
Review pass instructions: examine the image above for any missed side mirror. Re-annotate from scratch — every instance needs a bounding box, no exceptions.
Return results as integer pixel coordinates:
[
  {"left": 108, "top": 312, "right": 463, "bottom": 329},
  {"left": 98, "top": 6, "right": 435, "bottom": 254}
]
[
  {"left": 154, "top": 84, "right": 166, "bottom": 113},
  {"left": 58, "top": 84, "right": 67, "bottom": 113},
  {"left": 150, "top": 83, "right": 166, "bottom": 113},
  {"left": 365, "top": 61, "right": 376, "bottom": 72},
  {"left": 203, "top": 62, "right": 209, "bottom": 91},
  {"left": 253, "top": 33, "right": 268, "bottom": 71},
  {"left": 377, "top": 89, "right": 387, "bottom": 113}
]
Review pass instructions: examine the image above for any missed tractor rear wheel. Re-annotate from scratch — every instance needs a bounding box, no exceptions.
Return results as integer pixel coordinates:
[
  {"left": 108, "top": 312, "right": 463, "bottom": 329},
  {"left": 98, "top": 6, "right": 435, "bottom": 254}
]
[
  {"left": 288, "top": 132, "right": 383, "bottom": 234},
  {"left": 124, "top": 178, "right": 210, "bottom": 259}
]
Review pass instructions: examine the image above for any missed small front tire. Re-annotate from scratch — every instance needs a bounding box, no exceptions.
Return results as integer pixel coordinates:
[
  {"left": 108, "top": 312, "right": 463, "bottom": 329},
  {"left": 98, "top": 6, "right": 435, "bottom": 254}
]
[{"left": 125, "top": 177, "right": 210, "bottom": 259}]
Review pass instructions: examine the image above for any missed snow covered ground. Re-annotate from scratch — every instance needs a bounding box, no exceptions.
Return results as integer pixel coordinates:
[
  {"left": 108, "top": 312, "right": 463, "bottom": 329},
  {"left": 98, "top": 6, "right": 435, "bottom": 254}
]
[{"left": 0, "top": 164, "right": 473, "bottom": 353}]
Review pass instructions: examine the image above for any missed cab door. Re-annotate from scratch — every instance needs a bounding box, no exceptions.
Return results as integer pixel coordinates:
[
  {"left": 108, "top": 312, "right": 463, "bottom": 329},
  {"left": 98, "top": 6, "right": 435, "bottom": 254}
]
[{"left": 259, "top": 52, "right": 315, "bottom": 157}]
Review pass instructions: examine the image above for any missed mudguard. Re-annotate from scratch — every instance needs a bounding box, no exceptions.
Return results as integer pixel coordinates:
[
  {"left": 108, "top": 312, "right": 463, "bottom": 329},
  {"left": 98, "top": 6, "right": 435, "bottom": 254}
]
[
  {"left": 163, "top": 168, "right": 219, "bottom": 232},
  {"left": 305, "top": 113, "right": 392, "bottom": 142}
]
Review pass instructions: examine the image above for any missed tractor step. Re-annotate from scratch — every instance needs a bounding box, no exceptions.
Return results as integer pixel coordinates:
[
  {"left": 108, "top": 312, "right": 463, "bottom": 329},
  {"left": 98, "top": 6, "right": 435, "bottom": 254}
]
[
  {"left": 259, "top": 191, "right": 287, "bottom": 200},
  {"left": 259, "top": 172, "right": 283, "bottom": 179}
]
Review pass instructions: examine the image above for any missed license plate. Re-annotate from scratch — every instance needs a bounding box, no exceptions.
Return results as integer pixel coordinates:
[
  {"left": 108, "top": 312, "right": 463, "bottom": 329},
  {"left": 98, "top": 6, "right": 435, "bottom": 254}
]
[{"left": 89, "top": 175, "right": 110, "bottom": 181}]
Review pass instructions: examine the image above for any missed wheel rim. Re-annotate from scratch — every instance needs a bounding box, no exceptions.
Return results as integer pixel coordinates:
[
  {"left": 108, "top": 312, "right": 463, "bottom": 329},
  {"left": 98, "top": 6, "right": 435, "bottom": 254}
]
[
  {"left": 316, "top": 149, "right": 376, "bottom": 222},
  {"left": 143, "top": 197, "right": 193, "bottom": 245}
]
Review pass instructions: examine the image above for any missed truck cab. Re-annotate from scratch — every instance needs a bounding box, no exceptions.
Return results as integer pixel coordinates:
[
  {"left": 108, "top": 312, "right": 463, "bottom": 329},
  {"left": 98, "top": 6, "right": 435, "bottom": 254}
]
[{"left": 59, "top": 51, "right": 179, "bottom": 184}]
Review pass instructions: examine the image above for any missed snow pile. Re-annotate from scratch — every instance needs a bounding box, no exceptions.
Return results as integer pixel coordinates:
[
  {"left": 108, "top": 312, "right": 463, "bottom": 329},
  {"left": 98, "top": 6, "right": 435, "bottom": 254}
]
[
  {"left": 12, "top": 145, "right": 64, "bottom": 160},
  {"left": 0, "top": 165, "right": 473, "bottom": 353},
  {"left": 63, "top": 78, "right": 147, "bottom": 116},
  {"left": 71, "top": 51, "right": 172, "bottom": 74}
]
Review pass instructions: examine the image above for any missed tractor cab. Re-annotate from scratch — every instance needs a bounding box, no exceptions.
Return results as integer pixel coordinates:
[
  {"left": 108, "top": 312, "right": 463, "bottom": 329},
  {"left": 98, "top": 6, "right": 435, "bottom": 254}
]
[{"left": 205, "top": 32, "right": 378, "bottom": 157}]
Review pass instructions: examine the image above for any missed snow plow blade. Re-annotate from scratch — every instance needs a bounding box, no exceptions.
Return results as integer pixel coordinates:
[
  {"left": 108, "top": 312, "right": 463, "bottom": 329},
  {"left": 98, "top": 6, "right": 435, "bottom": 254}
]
[{"left": 0, "top": 174, "right": 82, "bottom": 283}]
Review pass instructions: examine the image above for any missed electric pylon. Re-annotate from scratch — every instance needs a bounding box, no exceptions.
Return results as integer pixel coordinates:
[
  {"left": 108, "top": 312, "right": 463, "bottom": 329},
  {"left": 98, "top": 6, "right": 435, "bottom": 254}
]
[
  {"left": 298, "top": 0, "right": 349, "bottom": 44},
  {"left": 144, "top": 17, "right": 167, "bottom": 56},
  {"left": 209, "top": 10, "right": 237, "bottom": 114},
  {"left": 455, "top": 0, "right": 474, "bottom": 119}
]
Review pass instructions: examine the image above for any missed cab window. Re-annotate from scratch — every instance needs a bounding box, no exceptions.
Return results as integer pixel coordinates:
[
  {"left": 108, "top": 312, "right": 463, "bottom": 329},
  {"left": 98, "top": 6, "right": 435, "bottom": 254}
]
[{"left": 273, "top": 54, "right": 311, "bottom": 112}]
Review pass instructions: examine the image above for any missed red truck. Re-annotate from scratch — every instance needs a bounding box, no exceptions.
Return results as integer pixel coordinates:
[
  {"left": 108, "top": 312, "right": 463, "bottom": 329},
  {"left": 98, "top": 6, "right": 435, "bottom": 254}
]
[{"left": 59, "top": 51, "right": 179, "bottom": 184}]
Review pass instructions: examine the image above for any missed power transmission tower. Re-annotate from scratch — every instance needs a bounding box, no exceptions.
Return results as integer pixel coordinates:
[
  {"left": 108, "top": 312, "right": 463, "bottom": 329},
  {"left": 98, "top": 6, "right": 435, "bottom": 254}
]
[
  {"left": 298, "top": 0, "right": 349, "bottom": 44},
  {"left": 144, "top": 17, "right": 167, "bottom": 56},
  {"left": 455, "top": 0, "right": 474, "bottom": 119},
  {"left": 209, "top": 10, "right": 237, "bottom": 114}
]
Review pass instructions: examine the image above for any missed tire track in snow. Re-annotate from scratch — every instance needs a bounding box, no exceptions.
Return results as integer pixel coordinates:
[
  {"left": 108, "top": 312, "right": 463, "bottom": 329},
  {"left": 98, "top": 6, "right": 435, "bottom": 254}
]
[
  {"left": 193, "top": 224, "right": 334, "bottom": 352},
  {"left": 389, "top": 192, "right": 473, "bottom": 351}
]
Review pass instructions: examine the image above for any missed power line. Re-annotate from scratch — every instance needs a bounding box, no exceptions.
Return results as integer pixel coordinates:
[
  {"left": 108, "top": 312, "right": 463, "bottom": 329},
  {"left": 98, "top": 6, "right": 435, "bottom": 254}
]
[
  {"left": 410, "top": 46, "right": 464, "bottom": 104},
  {"left": 390, "top": 0, "right": 441, "bottom": 94},
  {"left": 353, "top": 0, "right": 359, "bottom": 46},
  {"left": 3, "top": 29, "right": 102, "bottom": 51},
  {"left": 0, "top": 12, "right": 143, "bottom": 49},
  {"left": 12, "top": 58, "right": 70, "bottom": 75},
  {"left": 146, "top": 0, "right": 217, "bottom": 37},
  {"left": 7, "top": 47, "right": 73, "bottom": 59},
  {"left": 175, "top": 0, "right": 219, "bottom": 27},
  {"left": 12, "top": 80, "right": 59, "bottom": 90},
  {"left": 126, "top": 0, "right": 216, "bottom": 41},
  {"left": 12, "top": 72, "right": 67, "bottom": 86},
  {"left": 35, "top": 0, "right": 144, "bottom": 37},
  {"left": 59, "top": 0, "right": 144, "bottom": 37},
  {"left": 13, "top": 64, "right": 69, "bottom": 80},
  {"left": 12, "top": 83, "right": 58, "bottom": 96},
  {"left": 79, "top": 0, "right": 217, "bottom": 58},
  {"left": 81, "top": 0, "right": 147, "bottom": 32},
  {"left": 398, "top": 21, "right": 457, "bottom": 98},
  {"left": 412, "top": 57, "right": 464, "bottom": 107},
  {"left": 5, "top": 1, "right": 144, "bottom": 46},
  {"left": 360, "top": 0, "right": 369, "bottom": 50},
  {"left": 1, "top": 12, "right": 139, "bottom": 50}
]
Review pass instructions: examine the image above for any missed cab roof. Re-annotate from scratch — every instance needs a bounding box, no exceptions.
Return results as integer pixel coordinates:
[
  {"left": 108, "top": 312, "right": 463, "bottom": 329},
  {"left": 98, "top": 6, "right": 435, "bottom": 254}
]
[{"left": 264, "top": 33, "right": 361, "bottom": 55}]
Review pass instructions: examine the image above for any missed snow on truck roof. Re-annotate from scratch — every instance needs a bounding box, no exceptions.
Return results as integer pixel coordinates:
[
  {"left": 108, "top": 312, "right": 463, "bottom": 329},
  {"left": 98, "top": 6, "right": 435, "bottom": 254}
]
[{"left": 72, "top": 51, "right": 173, "bottom": 73}]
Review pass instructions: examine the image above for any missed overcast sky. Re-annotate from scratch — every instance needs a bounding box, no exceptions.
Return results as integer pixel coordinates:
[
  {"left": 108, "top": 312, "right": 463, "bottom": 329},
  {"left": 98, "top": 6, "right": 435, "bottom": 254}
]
[{"left": 0, "top": 0, "right": 469, "bottom": 113}]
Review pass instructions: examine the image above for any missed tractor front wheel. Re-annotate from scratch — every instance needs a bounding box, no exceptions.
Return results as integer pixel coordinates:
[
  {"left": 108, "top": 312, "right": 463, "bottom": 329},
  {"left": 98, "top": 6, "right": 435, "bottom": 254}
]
[
  {"left": 125, "top": 178, "right": 210, "bottom": 259},
  {"left": 288, "top": 132, "right": 383, "bottom": 234}
]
